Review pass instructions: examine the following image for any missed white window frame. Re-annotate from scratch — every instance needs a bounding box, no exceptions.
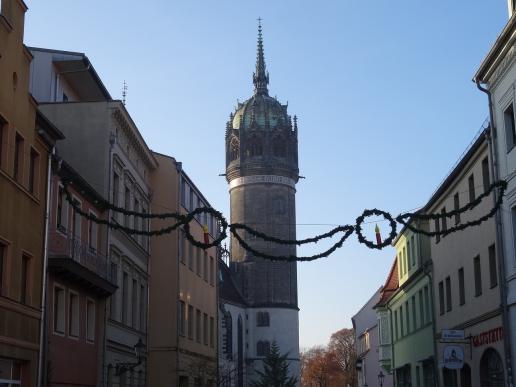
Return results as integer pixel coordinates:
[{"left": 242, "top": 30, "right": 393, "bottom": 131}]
[
  {"left": 53, "top": 283, "right": 66, "bottom": 336},
  {"left": 86, "top": 297, "right": 95, "bottom": 343},
  {"left": 56, "top": 183, "right": 69, "bottom": 233},
  {"left": 68, "top": 289, "right": 80, "bottom": 339}
]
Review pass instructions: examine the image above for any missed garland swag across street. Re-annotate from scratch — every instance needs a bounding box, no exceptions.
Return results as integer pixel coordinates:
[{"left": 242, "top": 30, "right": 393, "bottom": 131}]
[{"left": 61, "top": 179, "right": 508, "bottom": 262}]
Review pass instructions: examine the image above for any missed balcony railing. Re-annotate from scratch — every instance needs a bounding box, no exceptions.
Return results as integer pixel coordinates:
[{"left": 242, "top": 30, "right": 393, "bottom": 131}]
[{"left": 49, "top": 231, "right": 110, "bottom": 282}]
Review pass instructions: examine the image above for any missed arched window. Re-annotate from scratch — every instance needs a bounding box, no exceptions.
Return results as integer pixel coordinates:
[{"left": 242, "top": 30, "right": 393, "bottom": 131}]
[
  {"left": 480, "top": 348, "right": 504, "bottom": 387},
  {"left": 272, "top": 137, "right": 286, "bottom": 157},
  {"left": 247, "top": 136, "right": 263, "bottom": 157},
  {"left": 257, "top": 340, "right": 271, "bottom": 356},
  {"left": 230, "top": 137, "right": 239, "bottom": 161},
  {"left": 256, "top": 311, "right": 270, "bottom": 327},
  {"left": 237, "top": 315, "right": 244, "bottom": 387},
  {"left": 225, "top": 312, "right": 233, "bottom": 358}
]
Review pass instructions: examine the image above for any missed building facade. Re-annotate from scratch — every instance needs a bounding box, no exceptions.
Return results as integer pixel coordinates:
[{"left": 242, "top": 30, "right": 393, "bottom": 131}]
[
  {"left": 148, "top": 152, "right": 219, "bottom": 387},
  {"left": 33, "top": 100, "right": 156, "bottom": 387},
  {"left": 46, "top": 160, "right": 117, "bottom": 386},
  {"left": 220, "top": 22, "right": 300, "bottom": 385},
  {"left": 474, "top": 3, "right": 516, "bottom": 385},
  {"left": 0, "top": 1, "right": 63, "bottom": 386},
  {"left": 426, "top": 129, "right": 506, "bottom": 387},
  {"left": 377, "top": 222, "right": 436, "bottom": 387},
  {"left": 352, "top": 288, "right": 393, "bottom": 387}
]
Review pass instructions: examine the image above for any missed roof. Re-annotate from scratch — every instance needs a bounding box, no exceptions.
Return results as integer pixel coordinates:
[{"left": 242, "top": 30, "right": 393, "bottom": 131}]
[
  {"left": 219, "top": 259, "right": 246, "bottom": 306},
  {"left": 474, "top": 14, "right": 516, "bottom": 83},
  {"left": 375, "top": 258, "right": 399, "bottom": 308}
]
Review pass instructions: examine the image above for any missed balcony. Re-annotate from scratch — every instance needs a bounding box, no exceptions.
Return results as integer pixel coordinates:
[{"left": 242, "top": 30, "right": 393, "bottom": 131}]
[{"left": 48, "top": 232, "right": 117, "bottom": 297}]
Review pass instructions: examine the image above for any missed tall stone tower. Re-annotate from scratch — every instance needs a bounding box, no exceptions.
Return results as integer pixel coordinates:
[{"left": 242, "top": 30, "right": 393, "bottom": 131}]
[{"left": 225, "top": 20, "right": 300, "bottom": 383}]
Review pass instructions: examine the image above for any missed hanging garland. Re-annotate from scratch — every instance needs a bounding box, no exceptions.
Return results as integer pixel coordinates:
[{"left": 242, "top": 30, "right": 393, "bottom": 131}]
[{"left": 61, "top": 178, "right": 507, "bottom": 262}]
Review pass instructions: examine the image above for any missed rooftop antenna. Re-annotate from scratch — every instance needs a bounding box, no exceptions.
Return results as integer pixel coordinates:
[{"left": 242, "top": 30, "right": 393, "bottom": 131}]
[{"left": 122, "top": 81, "right": 128, "bottom": 105}]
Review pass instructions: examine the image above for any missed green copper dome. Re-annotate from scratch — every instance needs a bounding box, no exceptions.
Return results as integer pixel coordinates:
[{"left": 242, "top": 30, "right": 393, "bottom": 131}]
[{"left": 232, "top": 94, "right": 290, "bottom": 130}]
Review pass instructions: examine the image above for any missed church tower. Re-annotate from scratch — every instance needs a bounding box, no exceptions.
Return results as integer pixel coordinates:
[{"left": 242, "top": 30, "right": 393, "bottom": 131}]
[{"left": 225, "top": 20, "right": 300, "bottom": 383}]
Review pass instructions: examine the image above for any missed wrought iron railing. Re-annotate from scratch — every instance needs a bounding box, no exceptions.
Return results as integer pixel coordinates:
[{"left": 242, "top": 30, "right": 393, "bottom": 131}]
[{"left": 49, "top": 231, "right": 111, "bottom": 282}]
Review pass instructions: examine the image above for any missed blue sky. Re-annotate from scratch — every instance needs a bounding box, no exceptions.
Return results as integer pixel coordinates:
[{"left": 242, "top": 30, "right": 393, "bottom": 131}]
[{"left": 24, "top": 1, "right": 508, "bottom": 348}]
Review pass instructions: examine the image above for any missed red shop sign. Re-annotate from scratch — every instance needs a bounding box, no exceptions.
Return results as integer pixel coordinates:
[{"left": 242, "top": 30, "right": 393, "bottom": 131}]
[{"left": 472, "top": 327, "right": 503, "bottom": 348}]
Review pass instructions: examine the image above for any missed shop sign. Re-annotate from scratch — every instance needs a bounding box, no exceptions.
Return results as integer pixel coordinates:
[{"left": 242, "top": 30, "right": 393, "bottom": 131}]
[
  {"left": 443, "top": 345, "right": 464, "bottom": 370},
  {"left": 472, "top": 327, "right": 503, "bottom": 348},
  {"left": 442, "top": 329, "right": 465, "bottom": 341}
]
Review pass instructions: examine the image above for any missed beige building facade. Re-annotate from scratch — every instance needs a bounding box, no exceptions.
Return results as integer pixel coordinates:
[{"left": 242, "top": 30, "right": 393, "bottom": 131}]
[
  {"left": 149, "top": 153, "right": 218, "bottom": 387},
  {"left": 426, "top": 129, "right": 505, "bottom": 386}
]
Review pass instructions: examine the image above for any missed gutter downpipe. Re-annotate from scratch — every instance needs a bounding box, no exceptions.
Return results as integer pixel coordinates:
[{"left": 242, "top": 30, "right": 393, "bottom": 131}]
[
  {"left": 37, "top": 147, "right": 54, "bottom": 387},
  {"left": 477, "top": 79, "right": 514, "bottom": 387}
]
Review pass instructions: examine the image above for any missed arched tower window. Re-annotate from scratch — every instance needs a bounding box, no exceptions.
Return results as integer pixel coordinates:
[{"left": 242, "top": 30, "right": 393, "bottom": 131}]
[
  {"left": 230, "top": 137, "right": 240, "bottom": 161},
  {"left": 256, "top": 311, "right": 270, "bottom": 327},
  {"left": 272, "top": 137, "right": 286, "bottom": 157},
  {"left": 480, "top": 348, "right": 504, "bottom": 386},
  {"left": 247, "top": 136, "right": 263, "bottom": 157},
  {"left": 256, "top": 340, "right": 271, "bottom": 356},
  {"left": 225, "top": 312, "right": 233, "bottom": 358}
]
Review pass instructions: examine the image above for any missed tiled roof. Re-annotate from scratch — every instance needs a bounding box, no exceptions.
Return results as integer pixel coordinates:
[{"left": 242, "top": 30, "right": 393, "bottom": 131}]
[
  {"left": 219, "top": 260, "right": 247, "bottom": 306},
  {"left": 375, "top": 258, "right": 399, "bottom": 307}
]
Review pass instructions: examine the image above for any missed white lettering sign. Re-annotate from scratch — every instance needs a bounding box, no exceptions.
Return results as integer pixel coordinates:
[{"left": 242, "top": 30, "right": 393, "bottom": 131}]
[
  {"left": 229, "top": 175, "right": 296, "bottom": 191},
  {"left": 442, "top": 330, "right": 465, "bottom": 341}
]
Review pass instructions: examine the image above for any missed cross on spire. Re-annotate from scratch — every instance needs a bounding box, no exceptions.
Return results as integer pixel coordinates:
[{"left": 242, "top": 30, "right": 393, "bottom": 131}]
[{"left": 253, "top": 17, "right": 269, "bottom": 96}]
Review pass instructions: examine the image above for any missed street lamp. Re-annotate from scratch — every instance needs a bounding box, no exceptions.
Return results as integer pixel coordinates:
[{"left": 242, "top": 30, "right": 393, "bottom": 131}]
[
  {"left": 378, "top": 371, "right": 385, "bottom": 387},
  {"left": 115, "top": 338, "right": 146, "bottom": 376}
]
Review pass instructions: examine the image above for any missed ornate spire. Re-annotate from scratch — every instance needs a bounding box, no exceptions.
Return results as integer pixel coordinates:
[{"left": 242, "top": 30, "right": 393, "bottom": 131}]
[{"left": 253, "top": 17, "right": 269, "bottom": 96}]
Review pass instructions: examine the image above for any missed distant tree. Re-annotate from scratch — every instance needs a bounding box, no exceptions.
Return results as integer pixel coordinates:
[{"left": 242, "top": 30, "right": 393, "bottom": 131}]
[
  {"left": 300, "top": 346, "right": 340, "bottom": 387},
  {"left": 328, "top": 328, "right": 357, "bottom": 387},
  {"left": 250, "top": 341, "right": 298, "bottom": 387}
]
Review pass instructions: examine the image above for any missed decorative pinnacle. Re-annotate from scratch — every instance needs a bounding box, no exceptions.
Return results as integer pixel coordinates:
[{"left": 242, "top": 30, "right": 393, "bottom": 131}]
[{"left": 253, "top": 17, "right": 269, "bottom": 96}]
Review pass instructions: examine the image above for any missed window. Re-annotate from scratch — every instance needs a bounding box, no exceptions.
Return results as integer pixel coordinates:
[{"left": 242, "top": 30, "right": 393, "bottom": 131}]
[
  {"left": 189, "top": 187, "right": 194, "bottom": 212},
  {"left": 124, "top": 187, "right": 131, "bottom": 227},
  {"left": 57, "top": 185, "right": 68, "bottom": 230},
  {"left": 424, "top": 286, "right": 431, "bottom": 323},
  {"left": 0, "top": 359, "right": 22, "bottom": 386},
  {"left": 434, "top": 218, "right": 440, "bottom": 243},
  {"left": 410, "top": 236, "right": 415, "bottom": 266},
  {"left": 412, "top": 296, "right": 417, "bottom": 332},
  {"left": 248, "top": 136, "right": 263, "bottom": 157},
  {"left": 203, "top": 313, "right": 208, "bottom": 345},
  {"left": 459, "top": 268, "right": 465, "bottom": 306},
  {"left": 180, "top": 178, "right": 187, "bottom": 207},
  {"left": 0, "top": 117, "right": 5, "bottom": 168},
  {"left": 133, "top": 199, "right": 140, "bottom": 235},
  {"left": 20, "top": 255, "right": 30, "bottom": 304},
  {"left": 89, "top": 213, "right": 98, "bottom": 251},
  {"left": 0, "top": 242, "right": 5, "bottom": 293},
  {"left": 439, "top": 281, "right": 445, "bottom": 315},
  {"left": 141, "top": 207, "right": 148, "bottom": 250},
  {"left": 445, "top": 276, "right": 452, "bottom": 312},
  {"left": 140, "top": 284, "right": 146, "bottom": 331},
  {"left": 454, "top": 193, "right": 460, "bottom": 225},
  {"left": 122, "top": 272, "right": 129, "bottom": 324},
  {"left": 54, "top": 285, "right": 66, "bottom": 334},
  {"left": 132, "top": 279, "right": 138, "bottom": 328},
  {"left": 474, "top": 255, "right": 482, "bottom": 296},
  {"left": 405, "top": 301, "right": 410, "bottom": 334},
  {"left": 196, "top": 247, "right": 201, "bottom": 277},
  {"left": 403, "top": 246, "right": 408, "bottom": 271},
  {"left": 400, "top": 305, "right": 404, "bottom": 337},
  {"left": 273, "top": 139, "right": 286, "bottom": 157},
  {"left": 468, "top": 174, "right": 475, "bottom": 203},
  {"left": 68, "top": 291, "right": 79, "bottom": 337},
  {"left": 257, "top": 340, "right": 270, "bottom": 356},
  {"left": 257, "top": 311, "right": 270, "bottom": 327},
  {"left": 179, "top": 301, "right": 186, "bottom": 336},
  {"left": 188, "top": 242, "right": 194, "bottom": 270},
  {"left": 482, "top": 157, "right": 490, "bottom": 192},
  {"left": 230, "top": 137, "right": 240, "bottom": 160},
  {"left": 210, "top": 316, "right": 215, "bottom": 348},
  {"left": 109, "top": 262, "right": 118, "bottom": 319},
  {"left": 203, "top": 252, "right": 208, "bottom": 282},
  {"left": 86, "top": 299, "right": 95, "bottom": 342},
  {"left": 179, "top": 230, "right": 185, "bottom": 264},
  {"left": 188, "top": 305, "right": 194, "bottom": 340},
  {"left": 504, "top": 103, "right": 516, "bottom": 151},
  {"left": 13, "top": 133, "right": 23, "bottom": 181},
  {"left": 28, "top": 148, "right": 39, "bottom": 194},
  {"left": 210, "top": 256, "right": 214, "bottom": 285},
  {"left": 441, "top": 207, "right": 447, "bottom": 235},
  {"left": 489, "top": 244, "right": 498, "bottom": 288},
  {"left": 196, "top": 309, "right": 201, "bottom": 343},
  {"left": 394, "top": 310, "right": 399, "bottom": 340},
  {"left": 113, "top": 172, "right": 120, "bottom": 206},
  {"left": 414, "top": 291, "right": 422, "bottom": 330}
]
